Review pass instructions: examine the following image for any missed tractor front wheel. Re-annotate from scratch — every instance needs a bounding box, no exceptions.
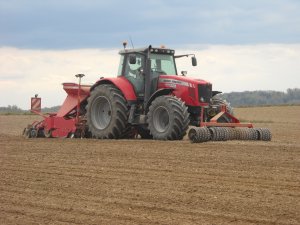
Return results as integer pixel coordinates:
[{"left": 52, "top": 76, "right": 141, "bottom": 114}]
[
  {"left": 147, "top": 96, "right": 189, "bottom": 140},
  {"left": 86, "top": 85, "right": 129, "bottom": 139}
]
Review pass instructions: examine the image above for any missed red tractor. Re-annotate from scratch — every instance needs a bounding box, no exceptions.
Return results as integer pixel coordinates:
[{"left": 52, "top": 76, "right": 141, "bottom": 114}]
[
  {"left": 85, "top": 44, "right": 255, "bottom": 141},
  {"left": 24, "top": 44, "right": 271, "bottom": 142}
]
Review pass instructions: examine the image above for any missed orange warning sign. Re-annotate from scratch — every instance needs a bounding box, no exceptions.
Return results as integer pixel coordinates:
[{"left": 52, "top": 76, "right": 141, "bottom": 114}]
[{"left": 31, "top": 97, "right": 41, "bottom": 112}]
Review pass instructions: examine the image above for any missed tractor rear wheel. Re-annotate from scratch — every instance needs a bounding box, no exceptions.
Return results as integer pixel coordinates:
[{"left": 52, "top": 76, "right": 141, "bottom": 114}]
[
  {"left": 147, "top": 96, "right": 189, "bottom": 140},
  {"left": 86, "top": 85, "right": 129, "bottom": 139}
]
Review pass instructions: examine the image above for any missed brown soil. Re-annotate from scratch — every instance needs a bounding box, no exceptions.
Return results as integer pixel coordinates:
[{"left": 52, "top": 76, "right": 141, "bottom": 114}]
[{"left": 0, "top": 106, "right": 299, "bottom": 225}]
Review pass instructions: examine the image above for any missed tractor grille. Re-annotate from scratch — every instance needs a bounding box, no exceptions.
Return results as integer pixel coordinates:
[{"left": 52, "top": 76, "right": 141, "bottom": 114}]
[{"left": 198, "top": 83, "right": 212, "bottom": 103}]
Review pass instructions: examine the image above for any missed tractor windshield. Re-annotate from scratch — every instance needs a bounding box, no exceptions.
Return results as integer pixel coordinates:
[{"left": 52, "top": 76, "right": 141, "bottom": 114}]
[{"left": 150, "top": 54, "right": 177, "bottom": 75}]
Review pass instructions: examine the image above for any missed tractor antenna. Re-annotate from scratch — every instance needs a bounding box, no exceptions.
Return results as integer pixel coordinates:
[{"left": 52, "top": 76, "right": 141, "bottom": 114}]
[{"left": 129, "top": 36, "right": 135, "bottom": 49}]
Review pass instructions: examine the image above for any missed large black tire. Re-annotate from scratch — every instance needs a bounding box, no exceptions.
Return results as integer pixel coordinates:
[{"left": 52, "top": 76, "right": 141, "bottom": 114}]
[
  {"left": 209, "top": 127, "right": 218, "bottom": 141},
  {"left": 211, "top": 95, "right": 234, "bottom": 115},
  {"left": 188, "top": 127, "right": 199, "bottom": 143},
  {"left": 147, "top": 96, "right": 189, "bottom": 140},
  {"left": 188, "top": 127, "right": 211, "bottom": 143},
  {"left": 86, "top": 85, "right": 129, "bottom": 139},
  {"left": 208, "top": 95, "right": 234, "bottom": 123},
  {"left": 255, "top": 128, "right": 272, "bottom": 141}
]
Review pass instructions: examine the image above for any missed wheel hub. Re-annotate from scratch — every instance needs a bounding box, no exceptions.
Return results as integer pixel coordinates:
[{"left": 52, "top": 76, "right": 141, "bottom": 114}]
[
  {"left": 91, "top": 96, "right": 112, "bottom": 130},
  {"left": 153, "top": 106, "right": 170, "bottom": 133}
]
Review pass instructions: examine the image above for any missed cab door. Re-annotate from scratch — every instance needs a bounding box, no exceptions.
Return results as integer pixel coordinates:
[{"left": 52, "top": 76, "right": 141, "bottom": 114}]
[{"left": 124, "top": 54, "right": 146, "bottom": 98}]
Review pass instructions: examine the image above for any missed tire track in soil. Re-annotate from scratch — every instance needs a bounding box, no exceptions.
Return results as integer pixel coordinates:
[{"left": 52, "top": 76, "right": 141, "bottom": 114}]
[
  {"left": 1, "top": 165, "right": 299, "bottom": 198},
  {"left": 1, "top": 110, "right": 300, "bottom": 224},
  {"left": 1, "top": 142, "right": 299, "bottom": 224},
  {"left": 1, "top": 186, "right": 295, "bottom": 225}
]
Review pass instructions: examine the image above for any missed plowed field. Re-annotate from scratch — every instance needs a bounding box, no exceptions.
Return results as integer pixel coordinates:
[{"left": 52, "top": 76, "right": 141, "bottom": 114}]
[{"left": 0, "top": 106, "right": 299, "bottom": 225}]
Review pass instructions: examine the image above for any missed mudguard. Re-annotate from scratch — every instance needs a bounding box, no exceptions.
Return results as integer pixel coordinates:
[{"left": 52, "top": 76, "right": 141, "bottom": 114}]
[
  {"left": 91, "top": 77, "right": 137, "bottom": 101},
  {"left": 145, "top": 88, "right": 173, "bottom": 111}
]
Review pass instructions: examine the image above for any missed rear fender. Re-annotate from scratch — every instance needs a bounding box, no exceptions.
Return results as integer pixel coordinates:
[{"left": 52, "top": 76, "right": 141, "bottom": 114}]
[
  {"left": 145, "top": 88, "right": 174, "bottom": 112},
  {"left": 91, "top": 77, "right": 137, "bottom": 101}
]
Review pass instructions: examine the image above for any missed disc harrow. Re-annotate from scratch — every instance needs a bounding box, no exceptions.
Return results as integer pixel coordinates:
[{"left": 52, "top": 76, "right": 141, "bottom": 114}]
[{"left": 189, "top": 127, "right": 271, "bottom": 143}]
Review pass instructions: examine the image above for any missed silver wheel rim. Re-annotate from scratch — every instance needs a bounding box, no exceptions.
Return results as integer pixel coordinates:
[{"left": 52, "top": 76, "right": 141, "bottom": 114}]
[
  {"left": 91, "top": 96, "right": 112, "bottom": 130},
  {"left": 153, "top": 106, "right": 170, "bottom": 133}
]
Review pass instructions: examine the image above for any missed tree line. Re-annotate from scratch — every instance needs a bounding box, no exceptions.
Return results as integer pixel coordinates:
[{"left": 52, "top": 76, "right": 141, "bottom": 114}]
[
  {"left": 0, "top": 88, "right": 299, "bottom": 113},
  {"left": 220, "top": 88, "right": 300, "bottom": 107},
  {"left": 0, "top": 105, "right": 60, "bottom": 114}
]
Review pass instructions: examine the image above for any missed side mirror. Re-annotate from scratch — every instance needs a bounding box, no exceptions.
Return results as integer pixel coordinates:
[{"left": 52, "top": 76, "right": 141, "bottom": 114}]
[
  {"left": 129, "top": 55, "right": 136, "bottom": 64},
  {"left": 192, "top": 56, "right": 197, "bottom": 66}
]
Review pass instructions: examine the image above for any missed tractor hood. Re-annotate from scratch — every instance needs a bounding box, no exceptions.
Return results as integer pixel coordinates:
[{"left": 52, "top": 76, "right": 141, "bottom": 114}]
[
  {"left": 158, "top": 75, "right": 211, "bottom": 89},
  {"left": 157, "top": 75, "right": 213, "bottom": 106}
]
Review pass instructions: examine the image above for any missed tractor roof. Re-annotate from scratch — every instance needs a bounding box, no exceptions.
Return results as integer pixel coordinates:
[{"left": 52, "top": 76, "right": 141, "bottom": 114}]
[{"left": 119, "top": 46, "right": 175, "bottom": 55}]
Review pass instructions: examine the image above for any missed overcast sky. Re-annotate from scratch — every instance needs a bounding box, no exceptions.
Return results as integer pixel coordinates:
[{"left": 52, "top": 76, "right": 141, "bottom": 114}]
[{"left": 0, "top": 0, "right": 300, "bottom": 109}]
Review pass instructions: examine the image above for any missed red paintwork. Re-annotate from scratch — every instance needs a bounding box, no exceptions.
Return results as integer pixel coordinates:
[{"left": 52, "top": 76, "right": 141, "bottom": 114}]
[
  {"left": 30, "top": 78, "right": 135, "bottom": 138},
  {"left": 29, "top": 72, "right": 252, "bottom": 137},
  {"left": 158, "top": 75, "right": 253, "bottom": 128},
  {"left": 43, "top": 117, "right": 77, "bottom": 138},
  {"left": 158, "top": 75, "right": 210, "bottom": 106},
  {"left": 31, "top": 83, "right": 91, "bottom": 138},
  {"left": 200, "top": 122, "right": 253, "bottom": 128},
  {"left": 57, "top": 83, "right": 90, "bottom": 117},
  {"left": 94, "top": 77, "right": 137, "bottom": 101},
  {"left": 199, "top": 102, "right": 253, "bottom": 128}
]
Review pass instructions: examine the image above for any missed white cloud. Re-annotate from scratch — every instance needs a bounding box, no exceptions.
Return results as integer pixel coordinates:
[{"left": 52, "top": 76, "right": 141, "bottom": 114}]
[
  {"left": 176, "top": 44, "right": 300, "bottom": 93},
  {"left": 0, "top": 44, "right": 299, "bottom": 109},
  {"left": 0, "top": 47, "right": 120, "bottom": 109}
]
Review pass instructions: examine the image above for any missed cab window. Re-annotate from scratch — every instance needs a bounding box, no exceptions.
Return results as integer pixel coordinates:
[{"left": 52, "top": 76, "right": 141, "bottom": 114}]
[
  {"left": 150, "top": 54, "right": 177, "bottom": 75},
  {"left": 117, "top": 55, "right": 125, "bottom": 76},
  {"left": 124, "top": 54, "right": 145, "bottom": 96}
]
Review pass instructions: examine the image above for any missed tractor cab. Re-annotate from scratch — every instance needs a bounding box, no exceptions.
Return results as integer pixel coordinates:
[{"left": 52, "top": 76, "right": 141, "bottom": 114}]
[
  {"left": 118, "top": 45, "right": 197, "bottom": 102},
  {"left": 118, "top": 46, "right": 176, "bottom": 98}
]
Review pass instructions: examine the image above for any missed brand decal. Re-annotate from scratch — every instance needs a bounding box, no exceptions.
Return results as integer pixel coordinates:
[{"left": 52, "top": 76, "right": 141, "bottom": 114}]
[{"left": 159, "top": 78, "right": 195, "bottom": 88}]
